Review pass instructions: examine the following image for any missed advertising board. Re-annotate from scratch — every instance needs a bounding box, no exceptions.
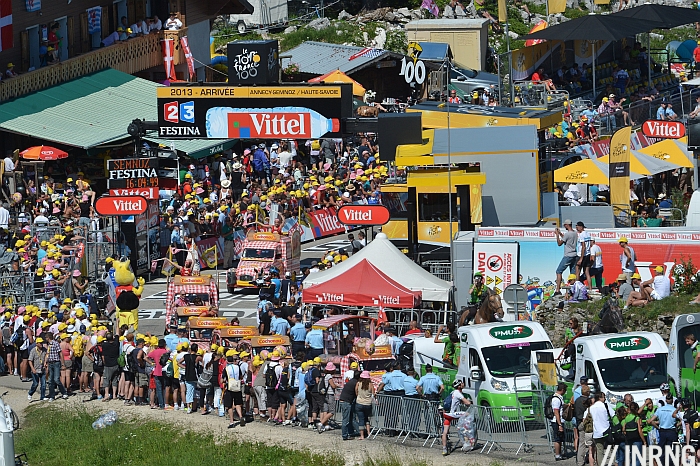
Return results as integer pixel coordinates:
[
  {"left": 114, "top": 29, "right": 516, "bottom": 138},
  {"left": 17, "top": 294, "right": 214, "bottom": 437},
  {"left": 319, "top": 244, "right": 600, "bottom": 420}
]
[
  {"left": 156, "top": 84, "right": 353, "bottom": 139},
  {"left": 107, "top": 158, "right": 159, "bottom": 189}
]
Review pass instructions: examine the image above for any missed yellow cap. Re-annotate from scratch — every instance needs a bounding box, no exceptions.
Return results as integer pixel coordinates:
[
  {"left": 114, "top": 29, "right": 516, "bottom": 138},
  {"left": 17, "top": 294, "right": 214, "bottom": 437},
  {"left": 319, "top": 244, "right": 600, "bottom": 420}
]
[
  {"left": 23, "top": 315, "right": 30, "bottom": 322},
  {"left": 97, "top": 336, "right": 106, "bottom": 343},
  {"left": 301, "top": 362, "right": 308, "bottom": 370},
  {"left": 632, "top": 273, "right": 642, "bottom": 280},
  {"left": 63, "top": 298, "right": 72, "bottom": 304},
  {"left": 211, "top": 344, "right": 219, "bottom": 351},
  {"left": 618, "top": 236, "right": 628, "bottom": 243},
  {"left": 197, "top": 349, "right": 204, "bottom": 355},
  {"left": 217, "top": 347, "right": 225, "bottom": 355},
  {"left": 239, "top": 351, "right": 249, "bottom": 358},
  {"left": 350, "top": 361, "right": 358, "bottom": 369},
  {"left": 654, "top": 266, "right": 664, "bottom": 273},
  {"left": 313, "top": 356, "right": 322, "bottom": 364},
  {"left": 567, "top": 273, "right": 576, "bottom": 281},
  {"left": 253, "top": 359, "right": 263, "bottom": 366},
  {"left": 58, "top": 323, "right": 67, "bottom": 331},
  {"left": 225, "top": 349, "right": 235, "bottom": 357}
]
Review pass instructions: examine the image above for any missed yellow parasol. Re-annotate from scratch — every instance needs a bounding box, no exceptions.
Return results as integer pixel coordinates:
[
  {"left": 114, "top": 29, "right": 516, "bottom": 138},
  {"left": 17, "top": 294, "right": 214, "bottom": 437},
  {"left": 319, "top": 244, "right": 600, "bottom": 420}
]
[
  {"left": 308, "top": 70, "right": 366, "bottom": 97},
  {"left": 637, "top": 137, "right": 694, "bottom": 169},
  {"left": 554, "top": 158, "right": 611, "bottom": 185}
]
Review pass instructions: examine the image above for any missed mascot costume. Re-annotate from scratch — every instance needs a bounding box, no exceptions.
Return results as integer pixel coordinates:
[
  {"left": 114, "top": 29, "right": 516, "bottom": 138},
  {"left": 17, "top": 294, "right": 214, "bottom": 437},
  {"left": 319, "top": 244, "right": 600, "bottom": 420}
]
[{"left": 112, "top": 258, "right": 145, "bottom": 331}]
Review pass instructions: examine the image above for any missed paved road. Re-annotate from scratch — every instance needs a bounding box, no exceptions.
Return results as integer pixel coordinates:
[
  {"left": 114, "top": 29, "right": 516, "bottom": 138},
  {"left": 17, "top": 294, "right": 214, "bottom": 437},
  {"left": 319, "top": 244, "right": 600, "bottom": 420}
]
[{"left": 136, "top": 234, "right": 352, "bottom": 336}]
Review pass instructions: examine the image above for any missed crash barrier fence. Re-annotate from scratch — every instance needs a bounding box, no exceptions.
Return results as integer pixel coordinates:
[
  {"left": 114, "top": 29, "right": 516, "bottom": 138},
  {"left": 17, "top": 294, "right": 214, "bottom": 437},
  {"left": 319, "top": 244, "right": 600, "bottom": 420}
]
[
  {"left": 422, "top": 261, "right": 452, "bottom": 283},
  {"left": 380, "top": 309, "right": 449, "bottom": 336},
  {"left": 332, "top": 394, "right": 561, "bottom": 454}
]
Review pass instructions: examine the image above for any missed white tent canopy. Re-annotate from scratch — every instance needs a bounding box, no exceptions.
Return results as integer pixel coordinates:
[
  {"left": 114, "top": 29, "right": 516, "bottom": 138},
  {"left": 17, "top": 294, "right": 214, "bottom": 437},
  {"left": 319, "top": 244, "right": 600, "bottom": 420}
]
[{"left": 303, "top": 233, "right": 453, "bottom": 302}]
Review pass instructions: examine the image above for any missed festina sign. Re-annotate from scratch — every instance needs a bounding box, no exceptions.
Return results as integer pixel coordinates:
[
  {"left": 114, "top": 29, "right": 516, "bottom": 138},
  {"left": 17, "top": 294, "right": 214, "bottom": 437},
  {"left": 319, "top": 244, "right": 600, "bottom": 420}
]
[
  {"left": 108, "top": 158, "right": 159, "bottom": 189},
  {"left": 95, "top": 196, "right": 148, "bottom": 216},
  {"left": 337, "top": 205, "right": 391, "bottom": 226},
  {"left": 641, "top": 120, "right": 685, "bottom": 139},
  {"left": 109, "top": 188, "right": 159, "bottom": 200}
]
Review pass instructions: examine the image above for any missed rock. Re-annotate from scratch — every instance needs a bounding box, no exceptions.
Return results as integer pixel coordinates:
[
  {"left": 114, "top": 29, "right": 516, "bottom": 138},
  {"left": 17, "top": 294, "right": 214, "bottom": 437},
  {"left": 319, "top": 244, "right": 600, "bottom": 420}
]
[
  {"left": 411, "top": 9, "right": 423, "bottom": 19},
  {"left": 396, "top": 7, "right": 411, "bottom": 17},
  {"left": 385, "top": 11, "right": 396, "bottom": 22},
  {"left": 363, "top": 31, "right": 369, "bottom": 44},
  {"left": 308, "top": 17, "right": 330, "bottom": 30},
  {"left": 519, "top": 10, "right": 531, "bottom": 22},
  {"left": 373, "top": 28, "right": 387, "bottom": 49},
  {"left": 650, "top": 32, "right": 664, "bottom": 40},
  {"left": 283, "top": 25, "right": 297, "bottom": 34},
  {"left": 337, "top": 29, "right": 343, "bottom": 35},
  {"left": 338, "top": 9, "right": 353, "bottom": 20},
  {"left": 507, "top": 30, "right": 519, "bottom": 39}
]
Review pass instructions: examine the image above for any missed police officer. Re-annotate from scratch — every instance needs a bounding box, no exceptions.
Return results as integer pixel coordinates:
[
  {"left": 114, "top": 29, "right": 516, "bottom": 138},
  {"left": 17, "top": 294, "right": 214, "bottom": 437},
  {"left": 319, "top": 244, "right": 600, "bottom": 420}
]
[
  {"left": 652, "top": 393, "right": 678, "bottom": 452},
  {"left": 378, "top": 362, "right": 406, "bottom": 436},
  {"left": 304, "top": 322, "right": 324, "bottom": 360},
  {"left": 289, "top": 314, "right": 306, "bottom": 357},
  {"left": 416, "top": 364, "right": 444, "bottom": 401}
]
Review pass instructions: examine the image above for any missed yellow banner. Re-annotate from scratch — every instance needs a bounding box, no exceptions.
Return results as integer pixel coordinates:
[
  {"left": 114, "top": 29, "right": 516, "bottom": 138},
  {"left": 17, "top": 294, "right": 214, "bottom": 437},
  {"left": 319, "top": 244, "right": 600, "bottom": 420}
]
[
  {"left": 594, "top": 0, "right": 610, "bottom": 4},
  {"left": 609, "top": 126, "right": 632, "bottom": 217},
  {"left": 547, "top": 0, "right": 566, "bottom": 14},
  {"left": 470, "top": 185, "right": 483, "bottom": 224},
  {"left": 498, "top": 0, "right": 507, "bottom": 23},
  {"left": 156, "top": 86, "right": 343, "bottom": 99}
]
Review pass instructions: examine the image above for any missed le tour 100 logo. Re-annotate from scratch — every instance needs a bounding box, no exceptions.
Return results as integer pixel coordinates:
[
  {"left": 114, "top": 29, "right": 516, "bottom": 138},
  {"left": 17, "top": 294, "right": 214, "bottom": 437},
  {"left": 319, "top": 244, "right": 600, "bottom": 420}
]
[
  {"left": 489, "top": 325, "right": 533, "bottom": 340},
  {"left": 604, "top": 336, "right": 651, "bottom": 352}
]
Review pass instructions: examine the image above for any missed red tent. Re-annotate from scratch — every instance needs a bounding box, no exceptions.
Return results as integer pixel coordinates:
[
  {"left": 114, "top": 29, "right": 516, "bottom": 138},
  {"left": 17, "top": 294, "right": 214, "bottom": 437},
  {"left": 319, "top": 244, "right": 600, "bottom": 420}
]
[{"left": 302, "top": 258, "right": 420, "bottom": 308}]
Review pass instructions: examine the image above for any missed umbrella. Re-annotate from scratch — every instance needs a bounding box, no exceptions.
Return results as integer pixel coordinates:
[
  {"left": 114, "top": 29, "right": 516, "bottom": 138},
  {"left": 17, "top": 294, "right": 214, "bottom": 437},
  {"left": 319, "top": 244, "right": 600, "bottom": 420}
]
[
  {"left": 613, "top": 4, "right": 700, "bottom": 29},
  {"left": 521, "top": 14, "right": 662, "bottom": 98},
  {"left": 597, "top": 150, "right": 679, "bottom": 176},
  {"left": 19, "top": 146, "right": 68, "bottom": 161},
  {"left": 308, "top": 70, "right": 366, "bottom": 97},
  {"left": 554, "top": 157, "right": 644, "bottom": 184},
  {"left": 637, "top": 138, "right": 694, "bottom": 168}
]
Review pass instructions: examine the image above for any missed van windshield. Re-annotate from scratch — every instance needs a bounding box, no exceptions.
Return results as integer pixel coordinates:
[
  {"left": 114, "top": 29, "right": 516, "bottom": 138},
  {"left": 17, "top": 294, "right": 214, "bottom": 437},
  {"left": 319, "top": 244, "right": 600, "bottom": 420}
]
[
  {"left": 597, "top": 354, "right": 667, "bottom": 391},
  {"left": 482, "top": 341, "right": 553, "bottom": 376},
  {"left": 242, "top": 248, "right": 275, "bottom": 259}
]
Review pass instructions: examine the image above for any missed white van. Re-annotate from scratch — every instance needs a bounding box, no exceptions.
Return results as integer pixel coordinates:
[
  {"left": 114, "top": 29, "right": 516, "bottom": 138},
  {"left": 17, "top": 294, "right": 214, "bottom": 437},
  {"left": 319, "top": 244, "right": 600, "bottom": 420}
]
[
  {"left": 571, "top": 332, "right": 668, "bottom": 405},
  {"left": 229, "top": 0, "right": 288, "bottom": 33},
  {"left": 456, "top": 322, "right": 553, "bottom": 417},
  {"left": 667, "top": 313, "right": 700, "bottom": 400}
]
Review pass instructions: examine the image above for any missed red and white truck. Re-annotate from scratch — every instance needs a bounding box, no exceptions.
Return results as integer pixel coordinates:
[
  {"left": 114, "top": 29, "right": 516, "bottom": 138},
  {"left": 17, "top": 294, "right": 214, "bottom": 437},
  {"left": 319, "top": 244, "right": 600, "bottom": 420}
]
[{"left": 226, "top": 230, "right": 301, "bottom": 293}]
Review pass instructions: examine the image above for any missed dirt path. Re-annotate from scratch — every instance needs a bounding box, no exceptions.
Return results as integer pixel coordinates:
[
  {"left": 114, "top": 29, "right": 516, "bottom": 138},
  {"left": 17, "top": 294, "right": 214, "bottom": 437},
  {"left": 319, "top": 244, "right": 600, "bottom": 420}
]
[{"left": 3, "top": 387, "right": 553, "bottom": 466}]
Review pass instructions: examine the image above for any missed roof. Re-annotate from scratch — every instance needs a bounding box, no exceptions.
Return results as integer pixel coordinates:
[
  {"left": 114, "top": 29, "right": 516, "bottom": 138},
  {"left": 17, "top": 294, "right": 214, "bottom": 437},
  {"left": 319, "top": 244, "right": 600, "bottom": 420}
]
[
  {"left": 143, "top": 133, "right": 237, "bottom": 160},
  {"left": 415, "top": 42, "right": 453, "bottom": 62},
  {"left": 314, "top": 315, "right": 377, "bottom": 329},
  {"left": 302, "top": 259, "right": 421, "bottom": 308},
  {"left": 283, "top": 41, "right": 396, "bottom": 76},
  {"left": 303, "top": 233, "right": 452, "bottom": 302},
  {"left": 0, "top": 69, "right": 160, "bottom": 149}
]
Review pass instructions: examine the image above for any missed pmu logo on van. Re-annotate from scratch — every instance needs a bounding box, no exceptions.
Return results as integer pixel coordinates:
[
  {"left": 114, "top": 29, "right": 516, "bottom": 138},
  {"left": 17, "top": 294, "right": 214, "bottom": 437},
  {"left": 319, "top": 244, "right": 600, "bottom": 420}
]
[
  {"left": 489, "top": 325, "right": 534, "bottom": 340},
  {"left": 604, "top": 336, "right": 651, "bottom": 352},
  {"left": 228, "top": 112, "right": 311, "bottom": 139}
]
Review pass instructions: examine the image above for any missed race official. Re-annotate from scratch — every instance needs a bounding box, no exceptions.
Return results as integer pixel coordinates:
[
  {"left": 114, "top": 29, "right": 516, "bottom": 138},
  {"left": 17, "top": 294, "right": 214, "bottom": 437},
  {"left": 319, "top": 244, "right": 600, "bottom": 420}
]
[
  {"left": 305, "top": 326, "right": 324, "bottom": 360},
  {"left": 416, "top": 364, "right": 444, "bottom": 401},
  {"left": 289, "top": 315, "right": 306, "bottom": 356},
  {"left": 379, "top": 363, "right": 406, "bottom": 397}
]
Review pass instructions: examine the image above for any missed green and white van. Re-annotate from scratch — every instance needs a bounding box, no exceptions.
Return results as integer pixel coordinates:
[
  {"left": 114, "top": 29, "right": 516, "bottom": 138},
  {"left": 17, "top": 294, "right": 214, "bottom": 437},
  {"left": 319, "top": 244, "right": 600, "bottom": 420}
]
[
  {"left": 572, "top": 332, "right": 668, "bottom": 405},
  {"left": 667, "top": 313, "right": 700, "bottom": 401},
  {"left": 456, "top": 322, "right": 553, "bottom": 418}
]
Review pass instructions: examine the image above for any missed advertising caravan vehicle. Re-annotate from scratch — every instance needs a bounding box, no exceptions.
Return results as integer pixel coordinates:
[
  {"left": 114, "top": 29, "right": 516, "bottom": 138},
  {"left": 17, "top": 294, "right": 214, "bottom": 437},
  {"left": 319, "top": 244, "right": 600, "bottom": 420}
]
[
  {"left": 456, "top": 321, "right": 553, "bottom": 419},
  {"left": 227, "top": 230, "right": 301, "bottom": 293},
  {"left": 164, "top": 275, "right": 220, "bottom": 334},
  {"left": 175, "top": 307, "right": 210, "bottom": 327},
  {"left": 187, "top": 317, "right": 230, "bottom": 351},
  {"left": 211, "top": 326, "right": 259, "bottom": 349},
  {"left": 667, "top": 313, "right": 700, "bottom": 401},
  {"left": 248, "top": 335, "right": 291, "bottom": 359},
  {"left": 569, "top": 332, "right": 668, "bottom": 406}
]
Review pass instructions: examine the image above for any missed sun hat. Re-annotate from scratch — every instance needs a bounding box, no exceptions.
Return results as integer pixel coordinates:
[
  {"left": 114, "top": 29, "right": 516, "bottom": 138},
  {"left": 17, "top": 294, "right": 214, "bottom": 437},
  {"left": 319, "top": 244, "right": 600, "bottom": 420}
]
[
  {"left": 360, "top": 371, "right": 371, "bottom": 378},
  {"left": 270, "top": 350, "right": 281, "bottom": 361},
  {"left": 617, "top": 273, "right": 628, "bottom": 282},
  {"left": 325, "top": 362, "right": 336, "bottom": 371}
]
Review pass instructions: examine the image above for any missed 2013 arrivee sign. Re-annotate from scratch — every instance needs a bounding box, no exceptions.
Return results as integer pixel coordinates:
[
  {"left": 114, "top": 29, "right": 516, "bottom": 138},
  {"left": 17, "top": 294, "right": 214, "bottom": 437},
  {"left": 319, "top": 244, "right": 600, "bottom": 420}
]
[
  {"left": 489, "top": 325, "right": 534, "bottom": 340},
  {"left": 604, "top": 336, "right": 651, "bottom": 352}
]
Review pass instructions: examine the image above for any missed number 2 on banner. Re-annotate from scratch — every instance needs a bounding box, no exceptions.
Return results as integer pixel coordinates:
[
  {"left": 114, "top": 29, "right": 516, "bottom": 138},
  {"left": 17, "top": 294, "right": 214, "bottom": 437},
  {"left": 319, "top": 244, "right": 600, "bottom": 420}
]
[{"left": 400, "top": 57, "right": 426, "bottom": 85}]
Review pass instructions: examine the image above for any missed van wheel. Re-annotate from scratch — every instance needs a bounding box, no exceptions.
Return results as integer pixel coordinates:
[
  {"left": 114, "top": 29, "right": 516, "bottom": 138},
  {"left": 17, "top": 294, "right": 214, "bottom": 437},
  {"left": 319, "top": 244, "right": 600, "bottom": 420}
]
[{"left": 237, "top": 21, "right": 246, "bottom": 34}]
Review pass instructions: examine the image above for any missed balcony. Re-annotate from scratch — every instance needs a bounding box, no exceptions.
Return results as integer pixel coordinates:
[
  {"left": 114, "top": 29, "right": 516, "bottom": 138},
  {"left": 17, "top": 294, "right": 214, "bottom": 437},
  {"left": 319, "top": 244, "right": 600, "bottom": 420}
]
[{"left": 0, "top": 31, "right": 178, "bottom": 102}]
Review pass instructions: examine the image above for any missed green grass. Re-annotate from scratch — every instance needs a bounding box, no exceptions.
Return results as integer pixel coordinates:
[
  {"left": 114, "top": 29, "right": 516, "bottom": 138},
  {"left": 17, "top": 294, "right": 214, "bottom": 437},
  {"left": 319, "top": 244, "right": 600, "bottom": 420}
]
[
  {"left": 569, "top": 293, "right": 697, "bottom": 322},
  {"left": 16, "top": 407, "right": 344, "bottom": 466}
]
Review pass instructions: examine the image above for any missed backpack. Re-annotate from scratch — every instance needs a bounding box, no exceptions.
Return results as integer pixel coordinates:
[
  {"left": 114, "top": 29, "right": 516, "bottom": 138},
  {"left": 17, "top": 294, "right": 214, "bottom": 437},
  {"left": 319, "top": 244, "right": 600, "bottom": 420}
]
[
  {"left": 72, "top": 337, "right": 85, "bottom": 358},
  {"left": 278, "top": 365, "right": 291, "bottom": 392},
  {"left": 10, "top": 325, "right": 24, "bottom": 345},
  {"left": 304, "top": 368, "right": 316, "bottom": 388},
  {"left": 197, "top": 363, "right": 213, "bottom": 388},
  {"left": 130, "top": 348, "right": 143, "bottom": 373},
  {"left": 158, "top": 351, "right": 170, "bottom": 368},
  {"left": 226, "top": 364, "right": 242, "bottom": 392},
  {"left": 265, "top": 364, "right": 279, "bottom": 389},
  {"left": 544, "top": 394, "right": 558, "bottom": 420},
  {"left": 2, "top": 326, "right": 11, "bottom": 346},
  {"left": 164, "top": 358, "right": 174, "bottom": 378},
  {"left": 562, "top": 398, "right": 575, "bottom": 422},
  {"left": 311, "top": 140, "right": 321, "bottom": 150},
  {"left": 117, "top": 352, "right": 127, "bottom": 368},
  {"left": 91, "top": 345, "right": 104, "bottom": 369},
  {"left": 582, "top": 411, "right": 593, "bottom": 433},
  {"left": 443, "top": 391, "right": 454, "bottom": 412},
  {"left": 290, "top": 361, "right": 302, "bottom": 388},
  {"left": 610, "top": 419, "right": 626, "bottom": 444}
]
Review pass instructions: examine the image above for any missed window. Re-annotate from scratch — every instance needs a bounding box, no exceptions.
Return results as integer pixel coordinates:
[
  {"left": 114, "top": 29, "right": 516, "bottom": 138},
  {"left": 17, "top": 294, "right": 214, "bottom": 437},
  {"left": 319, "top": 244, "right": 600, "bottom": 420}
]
[
  {"left": 418, "top": 193, "right": 458, "bottom": 222},
  {"left": 469, "top": 348, "right": 482, "bottom": 370},
  {"left": 481, "top": 341, "right": 553, "bottom": 376},
  {"left": 382, "top": 192, "right": 408, "bottom": 220},
  {"left": 242, "top": 248, "right": 275, "bottom": 259},
  {"left": 597, "top": 354, "right": 667, "bottom": 391},
  {"left": 676, "top": 325, "right": 700, "bottom": 369}
]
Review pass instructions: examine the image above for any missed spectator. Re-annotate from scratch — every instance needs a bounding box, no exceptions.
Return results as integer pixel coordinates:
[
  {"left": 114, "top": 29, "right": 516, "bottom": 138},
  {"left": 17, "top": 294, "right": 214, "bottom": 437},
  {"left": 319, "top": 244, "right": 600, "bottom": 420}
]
[
  {"left": 555, "top": 219, "right": 578, "bottom": 295},
  {"left": 165, "top": 12, "right": 183, "bottom": 30}
]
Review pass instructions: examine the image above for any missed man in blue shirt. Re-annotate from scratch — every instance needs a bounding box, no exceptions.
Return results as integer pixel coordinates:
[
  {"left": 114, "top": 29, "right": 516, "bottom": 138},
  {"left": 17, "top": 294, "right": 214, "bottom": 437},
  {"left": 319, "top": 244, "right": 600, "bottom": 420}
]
[
  {"left": 289, "top": 315, "right": 306, "bottom": 357},
  {"left": 48, "top": 290, "right": 61, "bottom": 311},
  {"left": 305, "top": 326, "right": 324, "bottom": 360},
  {"left": 378, "top": 362, "right": 406, "bottom": 436},
  {"left": 386, "top": 328, "right": 403, "bottom": 356},
  {"left": 657, "top": 100, "right": 670, "bottom": 120},
  {"left": 416, "top": 364, "right": 444, "bottom": 401},
  {"left": 271, "top": 310, "right": 290, "bottom": 336},
  {"left": 653, "top": 393, "right": 678, "bottom": 450},
  {"left": 163, "top": 326, "right": 179, "bottom": 351}
]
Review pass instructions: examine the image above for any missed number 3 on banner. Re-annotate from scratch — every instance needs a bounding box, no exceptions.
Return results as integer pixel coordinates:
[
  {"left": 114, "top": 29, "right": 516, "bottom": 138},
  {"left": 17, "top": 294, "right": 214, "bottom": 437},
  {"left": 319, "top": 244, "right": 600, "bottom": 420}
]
[{"left": 399, "top": 57, "right": 426, "bottom": 85}]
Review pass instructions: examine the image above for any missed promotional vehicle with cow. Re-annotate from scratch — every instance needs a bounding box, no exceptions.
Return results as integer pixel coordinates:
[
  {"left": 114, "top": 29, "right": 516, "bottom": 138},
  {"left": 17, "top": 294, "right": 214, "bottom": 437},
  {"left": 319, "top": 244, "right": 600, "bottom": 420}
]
[{"left": 227, "top": 230, "right": 301, "bottom": 293}]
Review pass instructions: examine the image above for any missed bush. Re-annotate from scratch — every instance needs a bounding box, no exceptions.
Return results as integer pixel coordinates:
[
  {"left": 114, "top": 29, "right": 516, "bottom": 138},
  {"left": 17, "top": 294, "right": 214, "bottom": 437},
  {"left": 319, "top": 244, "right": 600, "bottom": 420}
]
[{"left": 673, "top": 255, "right": 700, "bottom": 296}]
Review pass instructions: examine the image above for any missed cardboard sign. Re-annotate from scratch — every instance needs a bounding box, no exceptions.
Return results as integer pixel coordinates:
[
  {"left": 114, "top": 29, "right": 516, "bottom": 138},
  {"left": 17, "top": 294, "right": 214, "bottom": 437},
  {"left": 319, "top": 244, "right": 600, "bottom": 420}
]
[
  {"left": 218, "top": 326, "right": 258, "bottom": 338},
  {"left": 173, "top": 275, "right": 212, "bottom": 286},
  {"left": 187, "top": 317, "right": 228, "bottom": 328},
  {"left": 176, "top": 306, "right": 209, "bottom": 316}
]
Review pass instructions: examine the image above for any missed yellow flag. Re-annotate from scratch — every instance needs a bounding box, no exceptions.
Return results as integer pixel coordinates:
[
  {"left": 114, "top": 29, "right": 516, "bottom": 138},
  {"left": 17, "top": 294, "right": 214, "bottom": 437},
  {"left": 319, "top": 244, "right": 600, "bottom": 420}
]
[
  {"left": 594, "top": 0, "right": 610, "bottom": 4},
  {"left": 470, "top": 185, "right": 483, "bottom": 224},
  {"left": 203, "top": 245, "right": 218, "bottom": 269},
  {"left": 609, "top": 126, "right": 632, "bottom": 218},
  {"left": 498, "top": 0, "right": 507, "bottom": 23},
  {"left": 548, "top": 0, "right": 566, "bottom": 14}
]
